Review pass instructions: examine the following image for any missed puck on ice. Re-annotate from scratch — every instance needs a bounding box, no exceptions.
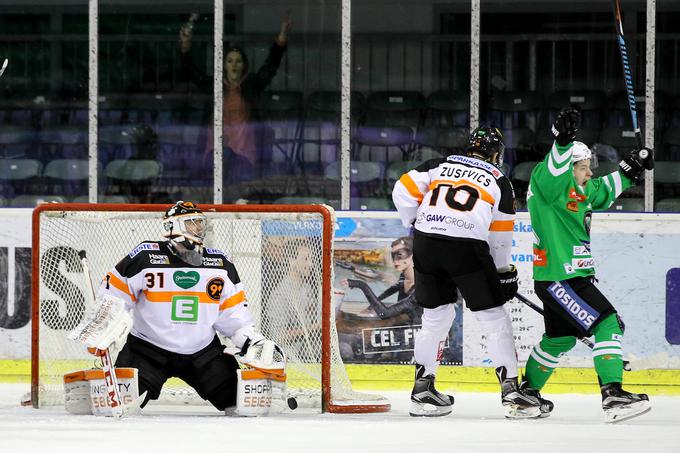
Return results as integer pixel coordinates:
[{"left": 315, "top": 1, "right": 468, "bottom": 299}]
[{"left": 287, "top": 397, "right": 298, "bottom": 410}]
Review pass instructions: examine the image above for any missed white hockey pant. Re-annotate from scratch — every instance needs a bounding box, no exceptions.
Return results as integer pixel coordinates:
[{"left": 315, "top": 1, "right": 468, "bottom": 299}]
[
  {"left": 473, "top": 306, "right": 518, "bottom": 378},
  {"left": 414, "top": 304, "right": 456, "bottom": 377}
]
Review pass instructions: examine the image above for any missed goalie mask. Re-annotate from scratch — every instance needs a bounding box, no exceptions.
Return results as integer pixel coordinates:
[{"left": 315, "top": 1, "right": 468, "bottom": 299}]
[
  {"left": 162, "top": 201, "right": 207, "bottom": 265},
  {"left": 467, "top": 127, "right": 506, "bottom": 167}
]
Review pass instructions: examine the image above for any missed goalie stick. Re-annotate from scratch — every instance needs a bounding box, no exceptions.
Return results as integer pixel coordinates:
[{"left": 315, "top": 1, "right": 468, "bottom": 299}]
[
  {"left": 514, "top": 292, "right": 632, "bottom": 372},
  {"left": 78, "top": 250, "right": 146, "bottom": 417}
]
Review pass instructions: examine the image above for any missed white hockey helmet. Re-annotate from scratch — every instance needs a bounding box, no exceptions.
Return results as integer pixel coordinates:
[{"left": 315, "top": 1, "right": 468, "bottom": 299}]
[
  {"left": 571, "top": 141, "right": 598, "bottom": 168},
  {"left": 162, "top": 201, "right": 207, "bottom": 249}
]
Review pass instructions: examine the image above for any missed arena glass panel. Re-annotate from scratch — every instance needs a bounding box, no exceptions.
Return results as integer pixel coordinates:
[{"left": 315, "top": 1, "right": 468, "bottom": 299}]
[
  {"left": 476, "top": 4, "right": 650, "bottom": 212},
  {"left": 0, "top": 3, "right": 89, "bottom": 207}
]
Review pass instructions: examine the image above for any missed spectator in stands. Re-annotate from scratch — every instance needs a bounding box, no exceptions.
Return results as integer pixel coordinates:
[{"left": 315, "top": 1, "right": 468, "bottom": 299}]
[
  {"left": 264, "top": 241, "right": 320, "bottom": 357},
  {"left": 179, "top": 12, "right": 292, "bottom": 184}
]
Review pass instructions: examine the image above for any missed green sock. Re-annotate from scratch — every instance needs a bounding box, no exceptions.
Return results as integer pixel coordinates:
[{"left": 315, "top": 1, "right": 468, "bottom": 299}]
[
  {"left": 592, "top": 313, "right": 624, "bottom": 385},
  {"left": 525, "top": 335, "right": 576, "bottom": 390}
]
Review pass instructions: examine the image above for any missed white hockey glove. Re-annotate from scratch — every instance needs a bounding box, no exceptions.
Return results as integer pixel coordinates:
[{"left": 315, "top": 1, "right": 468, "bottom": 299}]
[{"left": 68, "top": 294, "right": 133, "bottom": 356}]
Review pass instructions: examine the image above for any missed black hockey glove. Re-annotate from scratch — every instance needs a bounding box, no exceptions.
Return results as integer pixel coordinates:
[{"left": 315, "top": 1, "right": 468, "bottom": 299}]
[
  {"left": 498, "top": 265, "right": 519, "bottom": 301},
  {"left": 618, "top": 147, "right": 654, "bottom": 184},
  {"left": 551, "top": 106, "right": 581, "bottom": 146}
]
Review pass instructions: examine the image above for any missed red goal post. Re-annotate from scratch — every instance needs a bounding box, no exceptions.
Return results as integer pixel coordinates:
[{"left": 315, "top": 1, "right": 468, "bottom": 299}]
[{"left": 31, "top": 203, "right": 390, "bottom": 413}]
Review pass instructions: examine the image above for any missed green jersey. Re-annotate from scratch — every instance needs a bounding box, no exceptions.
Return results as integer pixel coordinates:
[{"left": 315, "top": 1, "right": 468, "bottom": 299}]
[{"left": 527, "top": 142, "right": 633, "bottom": 281}]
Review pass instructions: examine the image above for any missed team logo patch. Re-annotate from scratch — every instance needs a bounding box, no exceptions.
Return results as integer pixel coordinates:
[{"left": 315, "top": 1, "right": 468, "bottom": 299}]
[
  {"left": 533, "top": 247, "right": 547, "bottom": 267},
  {"left": 206, "top": 277, "right": 225, "bottom": 301},
  {"left": 202, "top": 257, "right": 224, "bottom": 267},
  {"left": 568, "top": 188, "right": 587, "bottom": 202},
  {"left": 173, "top": 271, "right": 200, "bottom": 289},
  {"left": 128, "top": 243, "right": 160, "bottom": 258},
  {"left": 547, "top": 282, "right": 599, "bottom": 329},
  {"left": 572, "top": 258, "right": 595, "bottom": 269},
  {"left": 567, "top": 201, "right": 579, "bottom": 212},
  {"left": 171, "top": 295, "right": 199, "bottom": 322},
  {"left": 572, "top": 246, "right": 590, "bottom": 256},
  {"left": 149, "top": 253, "right": 170, "bottom": 265}
]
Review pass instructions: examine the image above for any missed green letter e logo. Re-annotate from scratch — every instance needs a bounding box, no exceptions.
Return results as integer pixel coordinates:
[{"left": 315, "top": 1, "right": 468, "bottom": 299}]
[{"left": 171, "top": 295, "right": 199, "bottom": 322}]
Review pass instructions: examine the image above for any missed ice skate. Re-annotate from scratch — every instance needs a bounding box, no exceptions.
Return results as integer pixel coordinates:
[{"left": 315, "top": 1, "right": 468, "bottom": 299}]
[
  {"left": 496, "top": 367, "right": 541, "bottom": 419},
  {"left": 601, "top": 382, "right": 650, "bottom": 423},
  {"left": 409, "top": 364, "right": 454, "bottom": 417},
  {"left": 519, "top": 379, "right": 554, "bottom": 418}
]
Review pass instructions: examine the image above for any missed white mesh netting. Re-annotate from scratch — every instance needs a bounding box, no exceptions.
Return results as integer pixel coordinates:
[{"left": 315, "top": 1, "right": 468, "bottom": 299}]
[{"left": 33, "top": 205, "right": 388, "bottom": 412}]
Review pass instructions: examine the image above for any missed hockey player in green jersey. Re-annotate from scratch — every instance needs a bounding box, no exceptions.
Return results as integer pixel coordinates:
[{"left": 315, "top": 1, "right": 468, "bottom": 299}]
[{"left": 522, "top": 107, "right": 654, "bottom": 423}]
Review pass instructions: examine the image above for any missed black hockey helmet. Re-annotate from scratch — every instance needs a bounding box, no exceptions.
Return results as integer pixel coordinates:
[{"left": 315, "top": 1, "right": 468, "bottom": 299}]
[{"left": 466, "top": 127, "right": 505, "bottom": 167}]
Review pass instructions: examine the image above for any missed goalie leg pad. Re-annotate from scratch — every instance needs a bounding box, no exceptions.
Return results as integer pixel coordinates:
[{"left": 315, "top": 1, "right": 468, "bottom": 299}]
[
  {"left": 234, "top": 369, "right": 287, "bottom": 417},
  {"left": 64, "top": 368, "right": 139, "bottom": 416}
]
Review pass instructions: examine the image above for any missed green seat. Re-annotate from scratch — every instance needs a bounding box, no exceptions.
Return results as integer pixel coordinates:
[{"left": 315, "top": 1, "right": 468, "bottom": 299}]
[
  {"left": 655, "top": 198, "right": 680, "bottom": 212},
  {"left": 414, "top": 126, "right": 467, "bottom": 149},
  {"left": 353, "top": 197, "right": 393, "bottom": 211},
  {"left": 654, "top": 161, "right": 680, "bottom": 184},
  {"left": 386, "top": 161, "right": 415, "bottom": 186},
  {"left": 511, "top": 161, "right": 540, "bottom": 183},
  {"left": 607, "top": 198, "right": 644, "bottom": 212},
  {"left": 72, "top": 195, "right": 129, "bottom": 204},
  {"left": 44, "top": 159, "right": 91, "bottom": 181},
  {"left": 10, "top": 195, "right": 66, "bottom": 207},
  {"left": 0, "top": 158, "right": 42, "bottom": 180},
  {"left": 326, "top": 160, "right": 383, "bottom": 182},
  {"left": 592, "top": 161, "right": 619, "bottom": 178},
  {"left": 104, "top": 159, "right": 161, "bottom": 182}
]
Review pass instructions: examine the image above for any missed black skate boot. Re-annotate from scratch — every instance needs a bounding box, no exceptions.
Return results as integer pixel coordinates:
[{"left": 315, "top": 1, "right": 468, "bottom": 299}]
[
  {"left": 601, "top": 382, "right": 650, "bottom": 423},
  {"left": 409, "top": 364, "right": 454, "bottom": 417},
  {"left": 496, "top": 367, "right": 541, "bottom": 419},
  {"left": 519, "top": 378, "right": 554, "bottom": 418}
]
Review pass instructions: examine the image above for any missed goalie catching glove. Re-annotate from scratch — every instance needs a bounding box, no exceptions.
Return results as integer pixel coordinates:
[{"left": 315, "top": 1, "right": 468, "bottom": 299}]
[
  {"left": 68, "top": 293, "right": 133, "bottom": 356},
  {"left": 225, "top": 334, "right": 288, "bottom": 416}
]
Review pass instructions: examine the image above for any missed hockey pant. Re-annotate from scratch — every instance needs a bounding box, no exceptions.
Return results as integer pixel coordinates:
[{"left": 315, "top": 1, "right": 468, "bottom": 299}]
[{"left": 472, "top": 306, "right": 521, "bottom": 378}]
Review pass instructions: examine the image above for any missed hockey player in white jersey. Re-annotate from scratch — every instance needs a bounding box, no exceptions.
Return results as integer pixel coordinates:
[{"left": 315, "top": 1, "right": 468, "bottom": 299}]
[
  {"left": 392, "top": 128, "right": 541, "bottom": 419},
  {"left": 70, "top": 201, "right": 285, "bottom": 414}
]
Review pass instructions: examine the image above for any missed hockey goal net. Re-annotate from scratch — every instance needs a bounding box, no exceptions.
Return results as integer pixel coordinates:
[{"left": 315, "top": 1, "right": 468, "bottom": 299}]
[{"left": 31, "top": 203, "right": 389, "bottom": 413}]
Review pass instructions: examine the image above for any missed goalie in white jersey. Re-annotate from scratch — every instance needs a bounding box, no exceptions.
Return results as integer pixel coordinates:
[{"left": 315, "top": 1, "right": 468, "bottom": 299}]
[
  {"left": 71, "top": 201, "right": 285, "bottom": 415},
  {"left": 393, "top": 127, "right": 541, "bottom": 419}
]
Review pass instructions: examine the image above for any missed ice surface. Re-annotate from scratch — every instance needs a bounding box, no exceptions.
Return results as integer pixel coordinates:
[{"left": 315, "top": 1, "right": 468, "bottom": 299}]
[{"left": 1, "top": 383, "right": 678, "bottom": 453}]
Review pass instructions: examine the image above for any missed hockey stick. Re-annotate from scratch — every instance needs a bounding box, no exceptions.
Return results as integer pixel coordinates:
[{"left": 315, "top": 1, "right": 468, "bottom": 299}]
[
  {"left": 611, "top": 0, "right": 646, "bottom": 158},
  {"left": 78, "top": 250, "right": 124, "bottom": 417},
  {"left": 514, "top": 292, "right": 632, "bottom": 372},
  {"left": 0, "top": 59, "right": 7, "bottom": 78},
  {"left": 79, "top": 250, "right": 147, "bottom": 417}
]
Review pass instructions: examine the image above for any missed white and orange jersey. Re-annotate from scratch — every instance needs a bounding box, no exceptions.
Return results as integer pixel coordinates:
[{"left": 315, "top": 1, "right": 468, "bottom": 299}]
[
  {"left": 98, "top": 240, "right": 256, "bottom": 354},
  {"left": 392, "top": 155, "right": 516, "bottom": 268}
]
